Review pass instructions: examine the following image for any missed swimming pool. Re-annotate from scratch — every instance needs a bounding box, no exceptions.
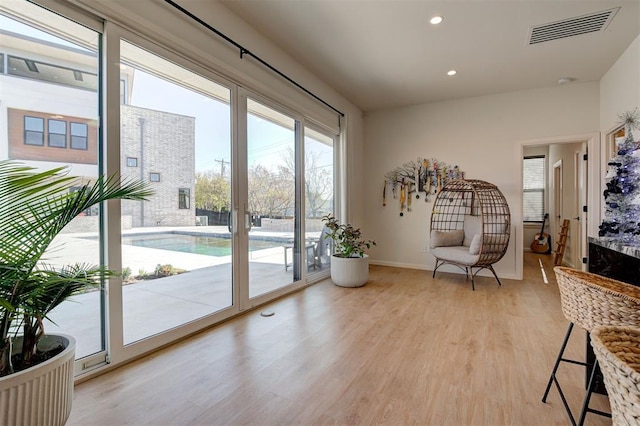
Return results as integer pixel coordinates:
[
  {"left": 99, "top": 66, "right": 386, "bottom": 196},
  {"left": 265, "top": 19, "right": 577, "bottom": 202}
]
[{"left": 121, "top": 233, "right": 283, "bottom": 257}]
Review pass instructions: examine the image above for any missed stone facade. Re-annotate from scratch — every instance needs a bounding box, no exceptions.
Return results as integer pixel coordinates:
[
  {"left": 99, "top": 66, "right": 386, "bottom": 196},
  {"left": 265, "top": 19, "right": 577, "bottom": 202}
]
[{"left": 120, "top": 105, "right": 195, "bottom": 227}]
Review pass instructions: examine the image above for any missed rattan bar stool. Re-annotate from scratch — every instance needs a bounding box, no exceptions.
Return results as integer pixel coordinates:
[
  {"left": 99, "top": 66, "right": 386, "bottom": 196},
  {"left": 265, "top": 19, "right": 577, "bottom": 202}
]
[
  {"left": 542, "top": 267, "right": 640, "bottom": 426},
  {"left": 591, "top": 325, "right": 640, "bottom": 426}
]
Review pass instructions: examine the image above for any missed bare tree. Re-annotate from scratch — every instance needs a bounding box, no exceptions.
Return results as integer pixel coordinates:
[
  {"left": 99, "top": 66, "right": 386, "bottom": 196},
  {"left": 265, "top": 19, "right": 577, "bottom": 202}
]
[
  {"left": 283, "top": 146, "right": 332, "bottom": 218},
  {"left": 247, "top": 164, "right": 294, "bottom": 217}
]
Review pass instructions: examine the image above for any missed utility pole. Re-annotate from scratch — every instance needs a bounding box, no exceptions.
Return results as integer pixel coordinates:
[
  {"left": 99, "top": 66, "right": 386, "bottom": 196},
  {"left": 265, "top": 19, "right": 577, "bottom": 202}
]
[{"left": 214, "top": 158, "right": 230, "bottom": 177}]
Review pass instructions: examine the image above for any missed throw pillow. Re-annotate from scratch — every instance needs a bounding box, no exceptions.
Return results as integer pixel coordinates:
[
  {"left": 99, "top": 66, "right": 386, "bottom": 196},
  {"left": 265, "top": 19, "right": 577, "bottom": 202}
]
[
  {"left": 469, "top": 234, "right": 482, "bottom": 255},
  {"left": 430, "top": 229, "right": 464, "bottom": 248}
]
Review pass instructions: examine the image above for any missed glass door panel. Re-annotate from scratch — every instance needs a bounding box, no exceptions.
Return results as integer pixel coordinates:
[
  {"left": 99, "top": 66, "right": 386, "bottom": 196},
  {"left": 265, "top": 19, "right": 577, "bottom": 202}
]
[
  {"left": 120, "top": 40, "right": 233, "bottom": 344},
  {"left": 304, "top": 127, "right": 335, "bottom": 277},
  {"left": 246, "top": 98, "right": 297, "bottom": 298},
  {"left": 0, "top": 5, "right": 103, "bottom": 360}
]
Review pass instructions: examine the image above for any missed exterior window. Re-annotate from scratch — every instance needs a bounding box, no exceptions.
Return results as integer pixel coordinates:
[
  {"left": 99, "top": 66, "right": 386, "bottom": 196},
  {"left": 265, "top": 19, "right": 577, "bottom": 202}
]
[
  {"left": 178, "top": 188, "right": 190, "bottom": 209},
  {"left": 150, "top": 172, "right": 160, "bottom": 182},
  {"left": 523, "top": 156, "right": 545, "bottom": 222},
  {"left": 70, "top": 122, "right": 88, "bottom": 150},
  {"left": 24, "top": 116, "right": 44, "bottom": 146},
  {"left": 0, "top": 53, "right": 4, "bottom": 74},
  {"left": 48, "top": 119, "right": 67, "bottom": 148},
  {"left": 126, "top": 157, "right": 138, "bottom": 167}
]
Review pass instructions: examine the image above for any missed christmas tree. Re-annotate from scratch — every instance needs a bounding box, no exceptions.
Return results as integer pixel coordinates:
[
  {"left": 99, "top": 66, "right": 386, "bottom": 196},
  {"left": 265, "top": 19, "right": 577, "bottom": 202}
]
[{"left": 600, "top": 109, "right": 640, "bottom": 241}]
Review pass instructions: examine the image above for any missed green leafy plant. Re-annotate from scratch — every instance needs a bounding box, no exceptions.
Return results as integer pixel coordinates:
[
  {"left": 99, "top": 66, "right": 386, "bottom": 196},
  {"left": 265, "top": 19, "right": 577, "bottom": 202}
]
[
  {"left": 0, "top": 160, "right": 152, "bottom": 376},
  {"left": 122, "top": 267, "right": 132, "bottom": 282},
  {"left": 154, "top": 264, "right": 185, "bottom": 278},
  {"left": 322, "top": 214, "right": 376, "bottom": 258}
]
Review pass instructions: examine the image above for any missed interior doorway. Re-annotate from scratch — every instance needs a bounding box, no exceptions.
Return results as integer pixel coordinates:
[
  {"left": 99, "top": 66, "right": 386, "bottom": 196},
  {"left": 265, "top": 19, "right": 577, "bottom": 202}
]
[{"left": 522, "top": 139, "right": 589, "bottom": 270}]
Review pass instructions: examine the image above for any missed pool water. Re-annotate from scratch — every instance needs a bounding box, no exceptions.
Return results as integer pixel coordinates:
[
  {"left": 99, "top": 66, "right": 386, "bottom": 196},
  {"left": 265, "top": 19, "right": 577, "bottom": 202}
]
[{"left": 122, "top": 233, "right": 281, "bottom": 257}]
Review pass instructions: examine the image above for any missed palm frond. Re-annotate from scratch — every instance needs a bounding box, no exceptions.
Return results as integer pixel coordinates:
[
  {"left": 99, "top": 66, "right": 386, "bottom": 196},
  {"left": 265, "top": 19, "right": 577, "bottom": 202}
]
[
  {"left": 0, "top": 160, "right": 152, "bottom": 374},
  {"left": 23, "top": 264, "right": 112, "bottom": 319},
  {"left": 0, "top": 160, "right": 152, "bottom": 276}
]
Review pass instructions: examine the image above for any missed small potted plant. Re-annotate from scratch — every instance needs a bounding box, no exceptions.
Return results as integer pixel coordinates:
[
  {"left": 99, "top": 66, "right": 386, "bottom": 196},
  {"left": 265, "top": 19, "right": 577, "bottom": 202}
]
[
  {"left": 322, "top": 214, "right": 376, "bottom": 287},
  {"left": 0, "top": 160, "right": 151, "bottom": 426}
]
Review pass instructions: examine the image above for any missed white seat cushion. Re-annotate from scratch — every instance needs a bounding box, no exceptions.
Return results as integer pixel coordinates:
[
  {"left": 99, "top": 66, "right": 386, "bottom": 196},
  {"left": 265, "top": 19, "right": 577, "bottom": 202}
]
[{"left": 431, "top": 246, "right": 480, "bottom": 266}]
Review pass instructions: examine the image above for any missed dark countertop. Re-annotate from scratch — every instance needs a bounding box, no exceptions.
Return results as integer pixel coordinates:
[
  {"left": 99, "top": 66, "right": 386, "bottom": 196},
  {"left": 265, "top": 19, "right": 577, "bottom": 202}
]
[{"left": 589, "top": 236, "right": 640, "bottom": 260}]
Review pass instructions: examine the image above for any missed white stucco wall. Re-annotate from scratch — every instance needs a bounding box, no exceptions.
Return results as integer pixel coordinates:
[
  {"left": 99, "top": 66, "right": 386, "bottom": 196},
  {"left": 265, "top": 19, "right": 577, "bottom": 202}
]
[
  {"left": 600, "top": 35, "right": 640, "bottom": 135},
  {"left": 364, "top": 83, "right": 600, "bottom": 280}
]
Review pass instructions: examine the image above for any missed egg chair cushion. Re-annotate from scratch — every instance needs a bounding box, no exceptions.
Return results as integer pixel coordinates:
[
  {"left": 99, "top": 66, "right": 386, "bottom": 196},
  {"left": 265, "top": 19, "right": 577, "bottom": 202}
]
[
  {"left": 430, "top": 229, "right": 464, "bottom": 249},
  {"left": 463, "top": 215, "right": 482, "bottom": 247},
  {"left": 431, "top": 246, "right": 480, "bottom": 266},
  {"left": 469, "top": 234, "right": 482, "bottom": 255}
]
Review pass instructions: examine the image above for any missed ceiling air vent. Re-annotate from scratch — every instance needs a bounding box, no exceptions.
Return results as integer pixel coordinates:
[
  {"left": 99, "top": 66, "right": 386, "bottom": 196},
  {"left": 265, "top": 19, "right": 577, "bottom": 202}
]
[{"left": 528, "top": 7, "right": 619, "bottom": 45}]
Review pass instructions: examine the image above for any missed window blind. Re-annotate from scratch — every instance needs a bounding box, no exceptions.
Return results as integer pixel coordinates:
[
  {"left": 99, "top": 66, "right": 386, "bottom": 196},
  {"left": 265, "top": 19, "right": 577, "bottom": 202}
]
[{"left": 523, "top": 156, "right": 545, "bottom": 222}]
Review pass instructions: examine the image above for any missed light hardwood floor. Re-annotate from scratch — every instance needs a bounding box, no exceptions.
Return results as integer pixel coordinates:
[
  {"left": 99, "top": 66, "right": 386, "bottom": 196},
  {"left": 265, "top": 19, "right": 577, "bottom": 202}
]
[{"left": 67, "top": 253, "right": 611, "bottom": 425}]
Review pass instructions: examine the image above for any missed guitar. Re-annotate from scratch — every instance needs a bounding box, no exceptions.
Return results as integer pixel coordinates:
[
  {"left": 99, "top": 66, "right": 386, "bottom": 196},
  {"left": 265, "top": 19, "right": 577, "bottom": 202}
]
[{"left": 530, "top": 213, "right": 551, "bottom": 254}]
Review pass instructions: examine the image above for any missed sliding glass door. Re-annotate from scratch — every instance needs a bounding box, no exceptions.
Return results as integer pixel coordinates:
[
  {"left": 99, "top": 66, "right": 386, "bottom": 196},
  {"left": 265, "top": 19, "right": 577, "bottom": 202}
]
[
  {"left": 0, "top": 3, "right": 104, "bottom": 362},
  {"left": 245, "top": 98, "right": 300, "bottom": 298},
  {"left": 243, "top": 96, "right": 337, "bottom": 299},
  {"left": 0, "top": 0, "right": 338, "bottom": 376},
  {"left": 304, "top": 127, "right": 335, "bottom": 277},
  {"left": 119, "top": 40, "right": 234, "bottom": 344}
]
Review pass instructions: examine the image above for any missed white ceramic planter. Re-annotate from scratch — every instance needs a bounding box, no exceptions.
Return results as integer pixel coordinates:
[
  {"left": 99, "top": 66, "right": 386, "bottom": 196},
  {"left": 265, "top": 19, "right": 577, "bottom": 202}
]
[
  {"left": 0, "top": 334, "right": 75, "bottom": 426},
  {"left": 330, "top": 254, "right": 370, "bottom": 287}
]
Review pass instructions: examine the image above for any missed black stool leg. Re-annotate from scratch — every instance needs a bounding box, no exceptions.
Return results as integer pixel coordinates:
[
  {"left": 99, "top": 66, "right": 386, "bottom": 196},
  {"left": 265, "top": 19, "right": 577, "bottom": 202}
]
[
  {"left": 577, "top": 358, "right": 611, "bottom": 426},
  {"left": 542, "top": 322, "right": 577, "bottom": 426}
]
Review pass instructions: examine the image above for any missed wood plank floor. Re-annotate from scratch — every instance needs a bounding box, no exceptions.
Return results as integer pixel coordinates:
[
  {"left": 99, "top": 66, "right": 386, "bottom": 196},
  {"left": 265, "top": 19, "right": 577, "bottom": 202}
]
[{"left": 67, "top": 253, "right": 611, "bottom": 425}]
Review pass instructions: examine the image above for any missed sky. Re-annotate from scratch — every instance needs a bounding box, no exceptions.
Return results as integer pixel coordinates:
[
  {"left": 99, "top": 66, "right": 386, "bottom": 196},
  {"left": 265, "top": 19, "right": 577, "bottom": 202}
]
[{"left": 129, "top": 69, "right": 331, "bottom": 174}]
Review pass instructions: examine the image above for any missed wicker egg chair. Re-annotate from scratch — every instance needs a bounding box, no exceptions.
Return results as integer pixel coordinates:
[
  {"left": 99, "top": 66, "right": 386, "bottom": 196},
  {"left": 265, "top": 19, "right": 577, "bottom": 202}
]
[{"left": 429, "top": 179, "right": 511, "bottom": 290}]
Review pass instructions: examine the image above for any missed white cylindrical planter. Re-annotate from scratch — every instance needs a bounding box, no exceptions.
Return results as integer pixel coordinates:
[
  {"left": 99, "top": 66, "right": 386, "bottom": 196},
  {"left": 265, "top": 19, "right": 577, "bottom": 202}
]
[
  {"left": 330, "top": 254, "right": 369, "bottom": 287},
  {"left": 0, "top": 334, "right": 75, "bottom": 426}
]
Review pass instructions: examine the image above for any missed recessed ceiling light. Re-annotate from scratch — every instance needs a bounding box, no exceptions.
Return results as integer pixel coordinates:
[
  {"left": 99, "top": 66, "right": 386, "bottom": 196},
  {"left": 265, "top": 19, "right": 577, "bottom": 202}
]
[
  {"left": 447, "top": 70, "right": 457, "bottom": 76},
  {"left": 430, "top": 16, "right": 443, "bottom": 25}
]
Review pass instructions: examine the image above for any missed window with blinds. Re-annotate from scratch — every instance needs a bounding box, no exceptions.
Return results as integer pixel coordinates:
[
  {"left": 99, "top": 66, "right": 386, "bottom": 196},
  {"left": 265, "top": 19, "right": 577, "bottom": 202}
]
[{"left": 523, "top": 156, "right": 545, "bottom": 222}]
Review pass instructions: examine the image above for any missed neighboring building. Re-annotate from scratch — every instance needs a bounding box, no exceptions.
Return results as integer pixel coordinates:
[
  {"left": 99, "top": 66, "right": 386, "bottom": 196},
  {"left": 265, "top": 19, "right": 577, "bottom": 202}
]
[
  {"left": 120, "top": 105, "right": 195, "bottom": 227},
  {"left": 0, "top": 28, "right": 195, "bottom": 228}
]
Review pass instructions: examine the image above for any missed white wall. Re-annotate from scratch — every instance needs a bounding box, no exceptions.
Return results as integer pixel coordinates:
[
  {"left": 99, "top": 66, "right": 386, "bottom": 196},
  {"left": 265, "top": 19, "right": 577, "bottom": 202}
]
[
  {"left": 599, "top": 34, "right": 640, "bottom": 229},
  {"left": 364, "top": 83, "right": 599, "bottom": 280},
  {"left": 600, "top": 35, "right": 640, "bottom": 135}
]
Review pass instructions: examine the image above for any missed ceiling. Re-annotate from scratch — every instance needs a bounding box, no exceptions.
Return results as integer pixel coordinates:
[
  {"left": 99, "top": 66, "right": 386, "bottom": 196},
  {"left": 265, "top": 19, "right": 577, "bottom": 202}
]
[{"left": 218, "top": 0, "right": 640, "bottom": 112}]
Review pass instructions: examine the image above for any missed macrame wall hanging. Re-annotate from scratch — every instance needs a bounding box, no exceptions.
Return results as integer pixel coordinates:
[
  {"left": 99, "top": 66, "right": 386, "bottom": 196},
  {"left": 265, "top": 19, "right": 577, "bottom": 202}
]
[{"left": 383, "top": 158, "right": 465, "bottom": 216}]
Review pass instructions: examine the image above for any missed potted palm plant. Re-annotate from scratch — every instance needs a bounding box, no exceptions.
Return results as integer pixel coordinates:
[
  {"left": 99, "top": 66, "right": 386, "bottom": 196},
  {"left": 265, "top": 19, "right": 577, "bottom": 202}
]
[
  {"left": 0, "top": 160, "right": 151, "bottom": 426},
  {"left": 322, "top": 214, "right": 376, "bottom": 287}
]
